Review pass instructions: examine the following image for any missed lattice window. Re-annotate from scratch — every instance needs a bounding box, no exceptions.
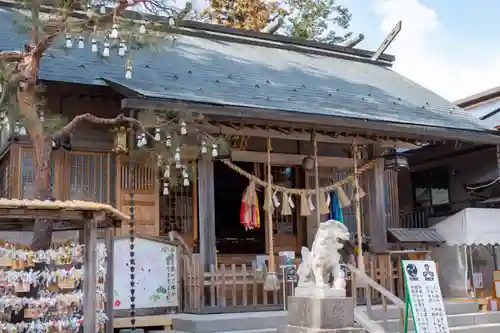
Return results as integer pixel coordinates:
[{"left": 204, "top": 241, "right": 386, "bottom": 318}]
[
  {"left": 0, "top": 153, "right": 10, "bottom": 198},
  {"left": 69, "top": 152, "right": 108, "bottom": 203},
  {"left": 21, "top": 150, "right": 53, "bottom": 199},
  {"left": 160, "top": 184, "right": 193, "bottom": 235}
]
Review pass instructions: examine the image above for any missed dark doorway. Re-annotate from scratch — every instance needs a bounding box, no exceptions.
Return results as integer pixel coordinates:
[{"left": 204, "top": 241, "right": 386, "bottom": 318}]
[{"left": 214, "top": 161, "right": 265, "bottom": 254}]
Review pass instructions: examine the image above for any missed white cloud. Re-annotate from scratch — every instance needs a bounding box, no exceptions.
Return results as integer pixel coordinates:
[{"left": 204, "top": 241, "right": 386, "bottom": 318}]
[{"left": 373, "top": 0, "right": 500, "bottom": 101}]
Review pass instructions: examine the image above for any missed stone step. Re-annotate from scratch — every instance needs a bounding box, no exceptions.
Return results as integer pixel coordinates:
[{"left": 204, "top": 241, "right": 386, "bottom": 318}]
[
  {"left": 380, "top": 311, "right": 500, "bottom": 332},
  {"left": 406, "top": 322, "right": 500, "bottom": 333},
  {"left": 366, "top": 301, "right": 478, "bottom": 321},
  {"left": 172, "top": 311, "right": 288, "bottom": 333}
]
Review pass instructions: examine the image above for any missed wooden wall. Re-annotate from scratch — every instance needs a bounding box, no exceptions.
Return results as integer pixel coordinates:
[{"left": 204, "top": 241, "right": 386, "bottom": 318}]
[{"left": 3, "top": 83, "right": 161, "bottom": 237}]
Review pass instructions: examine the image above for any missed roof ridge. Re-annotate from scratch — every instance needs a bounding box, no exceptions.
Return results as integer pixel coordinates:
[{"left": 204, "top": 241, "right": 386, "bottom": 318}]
[{"left": 0, "top": 0, "right": 394, "bottom": 66}]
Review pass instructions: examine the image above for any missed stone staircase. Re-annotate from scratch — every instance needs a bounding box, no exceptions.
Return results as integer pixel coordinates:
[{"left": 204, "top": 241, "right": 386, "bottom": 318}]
[
  {"left": 171, "top": 311, "right": 287, "bottom": 333},
  {"left": 363, "top": 300, "right": 500, "bottom": 332}
]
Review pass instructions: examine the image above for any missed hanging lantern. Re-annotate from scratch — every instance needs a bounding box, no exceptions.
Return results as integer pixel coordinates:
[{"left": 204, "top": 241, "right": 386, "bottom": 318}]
[
  {"left": 211, "top": 144, "right": 218, "bottom": 157},
  {"left": 100, "top": 5, "right": 106, "bottom": 14},
  {"left": 112, "top": 126, "right": 128, "bottom": 154},
  {"left": 384, "top": 151, "right": 409, "bottom": 170},
  {"left": 163, "top": 181, "right": 169, "bottom": 195}
]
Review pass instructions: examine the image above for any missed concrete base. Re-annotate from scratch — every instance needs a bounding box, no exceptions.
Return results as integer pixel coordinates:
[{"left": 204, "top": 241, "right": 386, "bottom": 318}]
[{"left": 280, "top": 296, "right": 360, "bottom": 333}]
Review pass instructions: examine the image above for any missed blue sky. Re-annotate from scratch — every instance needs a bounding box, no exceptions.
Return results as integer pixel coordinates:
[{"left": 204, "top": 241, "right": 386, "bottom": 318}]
[{"left": 343, "top": 0, "right": 500, "bottom": 101}]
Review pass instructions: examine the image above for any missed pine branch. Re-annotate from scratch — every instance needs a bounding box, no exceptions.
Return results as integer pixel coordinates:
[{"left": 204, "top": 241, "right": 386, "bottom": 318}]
[
  {"left": 57, "top": 112, "right": 147, "bottom": 136},
  {"left": 0, "top": 51, "right": 24, "bottom": 62}
]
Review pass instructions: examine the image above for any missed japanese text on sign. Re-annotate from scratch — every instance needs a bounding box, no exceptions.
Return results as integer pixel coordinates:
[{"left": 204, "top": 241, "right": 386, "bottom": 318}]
[{"left": 402, "top": 260, "right": 450, "bottom": 333}]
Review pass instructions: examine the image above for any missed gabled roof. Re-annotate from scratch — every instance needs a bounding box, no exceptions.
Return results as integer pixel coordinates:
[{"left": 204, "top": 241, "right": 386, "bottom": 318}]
[{"left": 0, "top": 6, "right": 498, "bottom": 142}]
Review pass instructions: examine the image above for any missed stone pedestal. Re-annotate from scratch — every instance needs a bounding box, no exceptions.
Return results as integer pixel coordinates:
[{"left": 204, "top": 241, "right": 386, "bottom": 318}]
[{"left": 278, "top": 296, "right": 364, "bottom": 333}]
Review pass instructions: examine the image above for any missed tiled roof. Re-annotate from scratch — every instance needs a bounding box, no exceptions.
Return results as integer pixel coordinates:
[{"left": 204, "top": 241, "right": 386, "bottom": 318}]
[{"left": 0, "top": 7, "right": 496, "bottom": 136}]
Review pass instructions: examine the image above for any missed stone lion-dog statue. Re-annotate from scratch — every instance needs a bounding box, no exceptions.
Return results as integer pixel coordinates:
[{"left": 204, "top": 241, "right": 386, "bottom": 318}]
[{"left": 297, "top": 219, "right": 351, "bottom": 293}]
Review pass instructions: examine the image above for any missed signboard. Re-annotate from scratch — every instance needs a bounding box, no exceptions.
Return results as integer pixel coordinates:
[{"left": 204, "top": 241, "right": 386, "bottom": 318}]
[
  {"left": 402, "top": 260, "right": 450, "bottom": 333},
  {"left": 104, "top": 237, "right": 180, "bottom": 310}
]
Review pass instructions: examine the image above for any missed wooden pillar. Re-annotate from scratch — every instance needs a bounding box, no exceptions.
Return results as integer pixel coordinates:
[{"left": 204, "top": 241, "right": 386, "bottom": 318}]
[
  {"left": 368, "top": 145, "right": 388, "bottom": 253},
  {"left": 198, "top": 157, "right": 216, "bottom": 271},
  {"left": 83, "top": 214, "right": 98, "bottom": 333},
  {"left": 105, "top": 228, "right": 114, "bottom": 333}
]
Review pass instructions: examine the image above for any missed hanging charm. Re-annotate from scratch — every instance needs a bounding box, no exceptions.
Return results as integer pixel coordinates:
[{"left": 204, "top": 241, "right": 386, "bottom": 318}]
[
  {"left": 307, "top": 196, "right": 315, "bottom": 212},
  {"left": 201, "top": 140, "right": 208, "bottom": 154},
  {"left": 165, "top": 134, "right": 172, "bottom": 147},
  {"left": 110, "top": 23, "right": 119, "bottom": 38},
  {"left": 154, "top": 128, "right": 161, "bottom": 141},
  {"left": 139, "top": 20, "right": 147, "bottom": 34},
  {"left": 281, "top": 192, "right": 292, "bottom": 216},
  {"left": 334, "top": 185, "right": 351, "bottom": 208},
  {"left": 125, "top": 59, "right": 133, "bottom": 80},
  {"left": 77, "top": 36, "right": 85, "bottom": 49},
  {"left": 263, "top": 186, "right": 274, "bottom": 213},
  {"left": 272, "top": 190, "right": 280, "bottom": 208},
  {"left": 318, "top": 191, "right": 330, "bottom": 215},
  {"left": 91, "top": 38, "right": 98, "bottom": 52},
  {"left": 300, "top": 193, "right": 310, "bottom": 216},
  {"left": 180, "top": 121, "right": 187, "bottom": 135}
]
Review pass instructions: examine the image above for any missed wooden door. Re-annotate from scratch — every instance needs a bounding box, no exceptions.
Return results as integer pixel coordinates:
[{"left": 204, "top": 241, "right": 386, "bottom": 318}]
[{"left": 116, "top": 157, "right": 159, "bottom": 236}]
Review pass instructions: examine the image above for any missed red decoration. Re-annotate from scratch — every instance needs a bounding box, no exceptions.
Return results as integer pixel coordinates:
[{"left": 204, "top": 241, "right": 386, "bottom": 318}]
[{"left": 114, "top": 300, "right": 121, "bottom": 307}]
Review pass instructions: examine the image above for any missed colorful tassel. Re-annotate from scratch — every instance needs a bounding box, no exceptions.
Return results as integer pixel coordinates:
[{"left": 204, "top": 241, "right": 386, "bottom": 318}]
[
  {"left": 300, "top": 194, "right": 310, "bottom": 216},
  {"left": 281, "top": 192, "right": 292, "bottom": 216}
]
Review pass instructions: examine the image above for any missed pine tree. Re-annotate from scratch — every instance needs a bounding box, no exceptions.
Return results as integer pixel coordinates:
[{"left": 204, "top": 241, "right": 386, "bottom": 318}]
[
  {"left": 0, "top": 0, "right": 224, "bottom": 250},
  {"left": 283, "top": 0, "right": 352, "bottom": 43}
]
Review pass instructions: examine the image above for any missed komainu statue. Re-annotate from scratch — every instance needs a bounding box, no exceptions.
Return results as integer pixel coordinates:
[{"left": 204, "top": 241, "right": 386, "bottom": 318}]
[{"left": 297, "top": 219, "right": 350, "bottom": 296}]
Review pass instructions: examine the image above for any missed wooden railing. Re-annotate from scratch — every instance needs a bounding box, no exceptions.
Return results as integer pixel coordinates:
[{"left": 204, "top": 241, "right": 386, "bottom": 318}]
[
  {"left": 399, "top": 209, "right": 428, "bottom": 229},
  {"left": 347, "top": 263, "right": 405, "bottom": 333},
  {"left": 181, "top": 253, "right": 405, "bottom": 313}
]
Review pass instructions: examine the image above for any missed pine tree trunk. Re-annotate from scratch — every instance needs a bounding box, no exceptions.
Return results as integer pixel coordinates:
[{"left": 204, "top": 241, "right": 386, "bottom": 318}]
[{"left": 30, "top": 137, "right": 54, "bottom": 251}]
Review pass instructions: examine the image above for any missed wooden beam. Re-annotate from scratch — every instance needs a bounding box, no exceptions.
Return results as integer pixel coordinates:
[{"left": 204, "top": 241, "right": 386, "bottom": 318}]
[
  {"left": 122, "top": 99, "right": 500, "bottom": 145},
  {"left": 113, "top": 315, "right": 172, "bottom": 328},
  {"left": 83, "top": 216, "right": 98, "bottom": 333},
  {"left": 105, "top": 228, "right": 115, "bottom": 333},
  {"left": 230, "top": 149, "right": 360, "bottom": 168}
]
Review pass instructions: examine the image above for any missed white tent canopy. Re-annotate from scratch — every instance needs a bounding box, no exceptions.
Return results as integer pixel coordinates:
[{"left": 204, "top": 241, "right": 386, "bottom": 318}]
[{"left": 433, "top": 208, "right": 500, "bottom": 246}]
